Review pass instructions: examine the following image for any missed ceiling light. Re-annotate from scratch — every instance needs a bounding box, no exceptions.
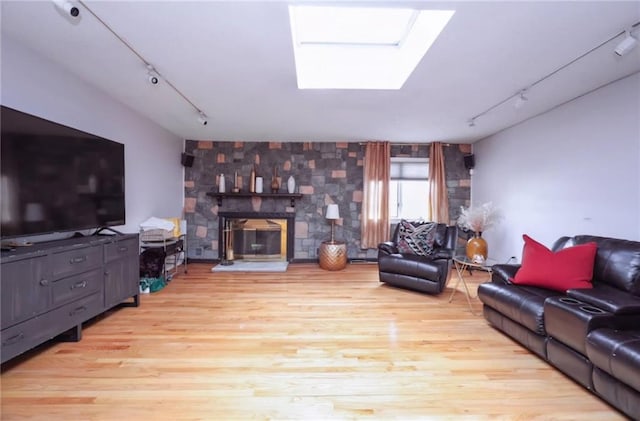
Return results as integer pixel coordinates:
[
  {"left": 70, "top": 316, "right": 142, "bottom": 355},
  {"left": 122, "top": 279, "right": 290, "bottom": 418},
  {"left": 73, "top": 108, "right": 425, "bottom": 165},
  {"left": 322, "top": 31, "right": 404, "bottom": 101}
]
[
  {"left": 147, "top": 65, "right": 159, "bottom": 85},
  {"left": 197, "top": 112, "right": 208, "bottom": 126},
  {"left": 289, "top": 6, "right": 455, "bottom": 89},
  {"left": 514, "top": 89, "right": 528, "bottom": 109},
  {"left": 51, "top": 0, "right": 79, "bottom": 18},
  {"left": 614, "top": 30, "right": 638, "bottom": 56}
]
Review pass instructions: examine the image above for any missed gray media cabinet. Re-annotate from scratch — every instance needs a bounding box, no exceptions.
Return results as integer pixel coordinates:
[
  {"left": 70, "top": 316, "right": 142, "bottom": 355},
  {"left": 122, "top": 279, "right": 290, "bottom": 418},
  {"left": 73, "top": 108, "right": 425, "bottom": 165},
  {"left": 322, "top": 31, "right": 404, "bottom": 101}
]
[{"left": 1, "top": 233, "right": 139, "bottom": 363}]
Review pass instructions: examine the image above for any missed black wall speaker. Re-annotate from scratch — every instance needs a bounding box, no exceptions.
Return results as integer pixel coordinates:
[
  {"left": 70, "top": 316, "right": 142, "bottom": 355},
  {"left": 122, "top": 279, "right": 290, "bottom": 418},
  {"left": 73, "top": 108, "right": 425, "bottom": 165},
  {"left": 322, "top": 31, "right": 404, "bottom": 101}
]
[
  {"left": 463, "top": 154, "right": 475, "bottom": 170},
  {"left": 181, "top": 153, "right": 195, "bottom": 168}
]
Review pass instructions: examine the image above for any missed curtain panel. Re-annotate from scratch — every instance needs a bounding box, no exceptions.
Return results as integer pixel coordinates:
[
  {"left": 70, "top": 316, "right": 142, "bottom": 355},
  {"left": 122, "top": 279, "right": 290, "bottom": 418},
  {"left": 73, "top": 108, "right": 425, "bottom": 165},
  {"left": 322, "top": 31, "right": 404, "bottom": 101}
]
[
  {"left": 360, "top": 141, "right": 390, "bottom": 249},
  {"left": 428, "top": 142, "right": 450, "bottom": 224}
]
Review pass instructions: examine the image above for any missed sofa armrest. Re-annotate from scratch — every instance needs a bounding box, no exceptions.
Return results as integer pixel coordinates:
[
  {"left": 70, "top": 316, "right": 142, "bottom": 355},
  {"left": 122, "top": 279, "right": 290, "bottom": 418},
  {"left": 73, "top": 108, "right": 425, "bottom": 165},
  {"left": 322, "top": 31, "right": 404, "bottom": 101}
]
[
  {"left": 567, "top": 285, "right": 640, "bottom": 315},
  {"left": 491, "top": 264, "right": 521, "bottom": 284},
  {"left": 430, "top": 249, "right": 453, "bottom": 260},
  {"left": 378, "top": 241, "right": 398, "bottom": 256}
]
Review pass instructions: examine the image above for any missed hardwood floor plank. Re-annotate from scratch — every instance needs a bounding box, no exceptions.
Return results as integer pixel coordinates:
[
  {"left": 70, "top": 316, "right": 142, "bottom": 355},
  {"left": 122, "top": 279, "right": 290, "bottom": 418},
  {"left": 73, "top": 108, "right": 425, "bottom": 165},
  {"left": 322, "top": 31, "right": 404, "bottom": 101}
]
[{"left": 1, "top": 263, "right": 623, "bottom": 420}]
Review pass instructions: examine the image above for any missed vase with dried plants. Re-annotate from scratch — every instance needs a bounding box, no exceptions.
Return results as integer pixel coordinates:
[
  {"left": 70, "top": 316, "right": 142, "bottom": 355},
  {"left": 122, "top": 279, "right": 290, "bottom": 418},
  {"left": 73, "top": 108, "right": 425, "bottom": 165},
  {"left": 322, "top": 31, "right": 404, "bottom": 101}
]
[{"left": 457, "top": 202, "right": 502, "bottom": 263}]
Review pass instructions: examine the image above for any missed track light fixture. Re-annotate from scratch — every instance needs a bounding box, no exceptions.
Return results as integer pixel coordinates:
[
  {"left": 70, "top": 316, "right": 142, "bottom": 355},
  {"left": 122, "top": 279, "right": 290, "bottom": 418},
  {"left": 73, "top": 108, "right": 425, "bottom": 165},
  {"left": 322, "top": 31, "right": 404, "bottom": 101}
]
[
  {"left": 514, "top": 89, "right": 528, "bottom": 109},
  {"left": 74, "top": 0, "right": 208, "bottom": 126},
  {"left": 614, "top": 30, "right": 638, "bottom": 56},
  {"left": 51, "top": 0, "right": 79, "bottom": 18},
  {"left": 197, "top": 112, "right": 208, "bottom": 126},
  {"left": 147, "top": 65, "right": 159, "bottom": 85},
  {"left": 467, "top": 20, "right": 639, "bottom": 128}
]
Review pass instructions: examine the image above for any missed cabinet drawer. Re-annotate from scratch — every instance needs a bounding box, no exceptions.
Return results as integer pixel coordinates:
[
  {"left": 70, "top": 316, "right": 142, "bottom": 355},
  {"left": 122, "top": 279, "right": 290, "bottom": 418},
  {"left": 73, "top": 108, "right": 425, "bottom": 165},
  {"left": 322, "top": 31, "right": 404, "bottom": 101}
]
[
  {"left": 52, "top": 267, "right": 102, "bottom": 307},
  {"left": 105, "top": 238, "right": 138, "bottom": 263},
  {"left": 1, "top": 315, "right": 46, "bottom": 363},
  {"left": 51, "top": 245, "right": 102, "bottom": 280},
  {"left": 1, "top": 292, "right": 102, "bottom": 363}
]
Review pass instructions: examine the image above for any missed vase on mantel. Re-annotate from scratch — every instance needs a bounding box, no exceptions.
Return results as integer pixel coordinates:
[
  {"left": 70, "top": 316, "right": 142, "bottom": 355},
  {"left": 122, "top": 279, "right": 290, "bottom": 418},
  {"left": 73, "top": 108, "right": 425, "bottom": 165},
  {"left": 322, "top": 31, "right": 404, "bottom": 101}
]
[
  {"left": 287, "top": 175, "right": 296, "bottom": 194},
  {"left": 271, "top": 166, "right": 280, "bottom": 193},
  {"left": 466, "top": 231, "right": 487, "bottom": 263}
]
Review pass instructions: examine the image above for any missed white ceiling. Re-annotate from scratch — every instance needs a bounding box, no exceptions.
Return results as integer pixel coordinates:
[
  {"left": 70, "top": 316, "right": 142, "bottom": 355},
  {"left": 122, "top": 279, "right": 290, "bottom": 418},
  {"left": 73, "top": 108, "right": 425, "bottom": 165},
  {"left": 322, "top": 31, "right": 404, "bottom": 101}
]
[{"left": 2, "top": 1, "right": 639, "bottom": 144}]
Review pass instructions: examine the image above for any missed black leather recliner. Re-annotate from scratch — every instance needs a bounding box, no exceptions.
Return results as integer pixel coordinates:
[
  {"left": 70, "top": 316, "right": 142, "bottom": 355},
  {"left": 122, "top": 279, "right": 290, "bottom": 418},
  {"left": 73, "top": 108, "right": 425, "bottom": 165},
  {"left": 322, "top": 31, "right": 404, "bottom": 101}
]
[{"left": 378, "top": 222, "right": 458, "bottom": 295}]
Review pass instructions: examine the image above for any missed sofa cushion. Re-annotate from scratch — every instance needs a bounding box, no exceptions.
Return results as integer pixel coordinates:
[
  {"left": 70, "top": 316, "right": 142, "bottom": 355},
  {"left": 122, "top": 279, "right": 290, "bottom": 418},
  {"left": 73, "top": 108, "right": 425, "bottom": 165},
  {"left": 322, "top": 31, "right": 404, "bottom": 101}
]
[
  {"left": 571, "top": 236, "right": 640, "bottom": 296},
  {"left": 586, "top": 328, "right": 640, "bottom": 392},
  {"left": 511, "top": 234, "right": 597, "bottom": 292},
  {"left": 396, "top": 220, "right": 436, "bottom": 256},
  {"left": 478, "top": 282, "right": 561, "bottom": 335}
]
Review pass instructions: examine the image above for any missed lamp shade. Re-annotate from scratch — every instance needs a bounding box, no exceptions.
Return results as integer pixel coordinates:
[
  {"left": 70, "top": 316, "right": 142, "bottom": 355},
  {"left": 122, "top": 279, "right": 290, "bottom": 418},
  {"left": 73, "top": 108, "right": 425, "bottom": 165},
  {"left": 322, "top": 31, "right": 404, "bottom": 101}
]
[{"left": 326, "top": 204, "right": 340, "bottom": 220}]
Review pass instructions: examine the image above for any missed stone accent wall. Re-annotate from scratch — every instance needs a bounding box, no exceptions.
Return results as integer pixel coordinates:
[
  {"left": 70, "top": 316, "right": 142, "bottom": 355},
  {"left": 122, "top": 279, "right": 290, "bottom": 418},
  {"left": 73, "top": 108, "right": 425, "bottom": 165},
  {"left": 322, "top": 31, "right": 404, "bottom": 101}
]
[{"left": 184, "top": 141, "right": 471, "bottom": 261}]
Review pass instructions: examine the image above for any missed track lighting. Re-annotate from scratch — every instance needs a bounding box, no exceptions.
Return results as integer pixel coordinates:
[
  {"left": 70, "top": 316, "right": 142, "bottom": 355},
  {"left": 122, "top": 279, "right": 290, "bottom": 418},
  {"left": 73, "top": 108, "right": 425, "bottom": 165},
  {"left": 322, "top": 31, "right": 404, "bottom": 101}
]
[
  {"left": 51, "top": 0, "right": 79, "bottom": 18},
  {"left": 466, "top": 21, "right": 639, "bottom": 127},
  {"left": 614, "top": 30, "right": 638, "bottom": 56},
  {"left": 514, "top": 89, "right": 528, "bottom": 109},
  {"left": 147, "top": 65, "right": 159, "bottom": 85},
  {"left": 76, "top": 1, "right": 208, "bottom": 127}
]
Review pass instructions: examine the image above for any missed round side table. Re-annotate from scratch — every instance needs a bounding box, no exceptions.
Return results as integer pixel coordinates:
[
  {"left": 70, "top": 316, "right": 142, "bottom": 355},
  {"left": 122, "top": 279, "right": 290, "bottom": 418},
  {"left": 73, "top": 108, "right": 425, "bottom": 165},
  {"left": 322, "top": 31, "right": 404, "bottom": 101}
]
[{"left": 319, "top": 241, "right": 347, "bottom": 271}]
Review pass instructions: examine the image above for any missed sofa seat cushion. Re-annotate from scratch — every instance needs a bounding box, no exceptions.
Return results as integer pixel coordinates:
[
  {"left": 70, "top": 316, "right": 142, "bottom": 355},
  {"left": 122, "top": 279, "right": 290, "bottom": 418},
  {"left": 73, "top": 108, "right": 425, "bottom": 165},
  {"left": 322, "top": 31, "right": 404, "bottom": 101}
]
[
  {"left": 378, "top": 253, "right": 440, "bottom": 279},
  {"left": 478, "top": 282, "right": 561, "bottom": 335},
  {"left": 567, "top": 284, "right": 640, "bottom": 315},
  {"left": 586, "top": 329, "right": 640, "bottom": 392}
]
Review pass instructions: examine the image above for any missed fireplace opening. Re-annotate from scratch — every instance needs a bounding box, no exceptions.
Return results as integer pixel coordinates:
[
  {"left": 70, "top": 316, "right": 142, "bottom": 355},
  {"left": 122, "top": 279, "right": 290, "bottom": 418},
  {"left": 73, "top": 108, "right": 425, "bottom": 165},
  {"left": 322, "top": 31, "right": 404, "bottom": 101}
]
[
  {"left": 232, "top": 219, "right": 286, "bottom": 261},
  {"left": 219, "top": 212, "right": 295, "bottom": 262}
]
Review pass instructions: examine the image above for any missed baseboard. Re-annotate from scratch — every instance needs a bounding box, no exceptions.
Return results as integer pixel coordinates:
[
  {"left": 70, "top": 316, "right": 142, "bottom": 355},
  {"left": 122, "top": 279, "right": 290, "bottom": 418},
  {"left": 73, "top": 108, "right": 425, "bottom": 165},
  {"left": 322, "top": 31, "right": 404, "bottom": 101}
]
[{"left": 188, "top": 257, "right": 379, "bottom": 264}]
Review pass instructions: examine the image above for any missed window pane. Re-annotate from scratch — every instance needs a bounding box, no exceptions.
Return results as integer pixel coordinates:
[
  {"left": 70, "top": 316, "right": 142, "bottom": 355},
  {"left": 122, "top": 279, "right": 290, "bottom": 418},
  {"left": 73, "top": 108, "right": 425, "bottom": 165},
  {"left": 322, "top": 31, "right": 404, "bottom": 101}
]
[
  {"left": 389, "top": 180, "right": 399, "bottom": 218},
  {"left": 398, "top": 180, "right": 429, "bottom": 219}
]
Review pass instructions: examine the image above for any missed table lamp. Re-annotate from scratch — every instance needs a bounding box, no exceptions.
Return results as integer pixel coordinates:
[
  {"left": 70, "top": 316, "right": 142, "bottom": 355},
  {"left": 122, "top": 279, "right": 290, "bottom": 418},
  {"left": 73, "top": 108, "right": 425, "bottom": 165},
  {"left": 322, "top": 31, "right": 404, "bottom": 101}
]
[{"left": 326, "top": 204, "right": 340, "bottom": 243}]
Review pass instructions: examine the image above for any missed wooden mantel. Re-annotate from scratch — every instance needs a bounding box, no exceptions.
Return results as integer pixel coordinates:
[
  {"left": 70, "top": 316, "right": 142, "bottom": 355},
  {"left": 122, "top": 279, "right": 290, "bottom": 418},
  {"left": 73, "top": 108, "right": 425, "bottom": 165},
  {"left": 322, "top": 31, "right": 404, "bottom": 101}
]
[{"left": 207, "top": 192, "right": 303, "bottom": 207}]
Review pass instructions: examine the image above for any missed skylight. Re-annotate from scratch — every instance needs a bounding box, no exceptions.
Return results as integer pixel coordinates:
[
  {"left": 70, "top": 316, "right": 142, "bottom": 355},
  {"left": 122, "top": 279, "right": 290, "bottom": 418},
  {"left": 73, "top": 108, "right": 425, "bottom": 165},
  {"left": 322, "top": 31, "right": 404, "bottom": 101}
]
[{"left": 288, "top": 6, "right": 455, "bottom": 90}]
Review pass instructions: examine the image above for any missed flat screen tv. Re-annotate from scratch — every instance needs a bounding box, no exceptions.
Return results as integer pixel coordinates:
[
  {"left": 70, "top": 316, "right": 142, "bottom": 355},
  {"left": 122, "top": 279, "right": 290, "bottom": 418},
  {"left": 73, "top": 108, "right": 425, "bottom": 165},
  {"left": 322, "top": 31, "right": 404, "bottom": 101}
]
[{"left": 1, "top": 106, "right": 125, "bottom": 239}]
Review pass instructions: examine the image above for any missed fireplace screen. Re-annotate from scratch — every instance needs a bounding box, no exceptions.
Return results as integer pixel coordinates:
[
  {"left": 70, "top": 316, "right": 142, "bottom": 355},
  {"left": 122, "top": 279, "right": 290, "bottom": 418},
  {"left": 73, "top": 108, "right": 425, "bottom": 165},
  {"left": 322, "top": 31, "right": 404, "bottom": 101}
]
[{"left": 231, "top": 219, "right": 286, "bottom": 261}]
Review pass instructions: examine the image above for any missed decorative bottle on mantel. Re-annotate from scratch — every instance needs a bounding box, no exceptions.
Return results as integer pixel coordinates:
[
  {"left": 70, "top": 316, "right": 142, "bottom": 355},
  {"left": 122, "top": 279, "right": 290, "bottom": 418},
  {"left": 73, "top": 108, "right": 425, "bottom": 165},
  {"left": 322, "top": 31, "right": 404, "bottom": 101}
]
[
  {"left": 271, "top": 166, "right": 280, "bottom": 193},
  {"left": 218, "top": 174, "right": 226, "bottom": 193},
  {"left": 249, "top": 165, "right": 256, "bottom": 193},
  {"left": 287, "top": 175, "right": 296, "bottom": 194}
]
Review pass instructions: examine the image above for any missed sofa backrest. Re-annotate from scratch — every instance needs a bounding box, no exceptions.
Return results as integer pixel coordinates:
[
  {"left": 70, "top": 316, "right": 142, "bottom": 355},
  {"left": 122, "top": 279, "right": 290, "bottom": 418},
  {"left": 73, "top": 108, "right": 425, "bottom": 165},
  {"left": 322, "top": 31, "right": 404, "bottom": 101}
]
[
  {"left": 553, "top": 235, "right": 640, "bottom": 296},
  {"left": 391, "top": 221, "right": 458, "bottom": 251}
]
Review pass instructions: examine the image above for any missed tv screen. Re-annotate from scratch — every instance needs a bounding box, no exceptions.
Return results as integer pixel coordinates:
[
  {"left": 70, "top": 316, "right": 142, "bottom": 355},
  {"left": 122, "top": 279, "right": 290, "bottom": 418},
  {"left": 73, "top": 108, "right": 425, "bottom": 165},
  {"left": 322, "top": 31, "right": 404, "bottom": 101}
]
[{"left": 1, "top": 106, "right": 125, "bottom": 238}]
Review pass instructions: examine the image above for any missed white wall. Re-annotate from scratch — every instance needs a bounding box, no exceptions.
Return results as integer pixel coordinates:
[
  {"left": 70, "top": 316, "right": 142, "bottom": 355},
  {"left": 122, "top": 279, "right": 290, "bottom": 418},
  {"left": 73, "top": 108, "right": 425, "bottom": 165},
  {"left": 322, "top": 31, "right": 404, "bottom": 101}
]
[
  {"left": 473, "top": 73, "right": 640, "bottom": 262},
  {"left": 1, "top": 35, "right": 184, "bottom": 237}
]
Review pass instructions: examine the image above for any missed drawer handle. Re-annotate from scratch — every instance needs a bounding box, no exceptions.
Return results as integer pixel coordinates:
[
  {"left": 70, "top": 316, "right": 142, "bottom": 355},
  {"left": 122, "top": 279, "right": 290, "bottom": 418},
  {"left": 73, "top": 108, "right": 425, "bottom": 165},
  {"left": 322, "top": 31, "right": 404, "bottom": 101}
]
[
  {"left": 39, "top": 279, "right": 50, "bottom": 286},
  {"left": 69, "top": 306, "right": 87, "bottom": 317},
  {"left": 71, "top": 280, "right": 88, "bottom": 290},
  {"left": 2, "top": 333, "right": 24, "bottom": 346},
  {"left": 70, "top": 256, "right": 87, "bottom": 264},
  {"left": 118, "top": 246, "right": 128, "bottom": 252}
]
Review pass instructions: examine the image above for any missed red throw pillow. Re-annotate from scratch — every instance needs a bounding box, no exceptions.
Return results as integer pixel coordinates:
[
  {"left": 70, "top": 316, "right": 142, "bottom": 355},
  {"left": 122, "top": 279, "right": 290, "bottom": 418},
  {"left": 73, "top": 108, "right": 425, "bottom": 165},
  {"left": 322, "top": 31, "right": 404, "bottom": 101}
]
[{"left": 511, "top": 234, "right": 597, "bottom": 292}]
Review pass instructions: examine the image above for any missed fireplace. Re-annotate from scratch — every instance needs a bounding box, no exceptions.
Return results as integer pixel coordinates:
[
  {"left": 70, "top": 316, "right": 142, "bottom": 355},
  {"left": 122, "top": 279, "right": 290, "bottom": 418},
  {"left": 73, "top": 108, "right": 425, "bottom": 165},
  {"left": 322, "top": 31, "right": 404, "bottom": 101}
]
[{"left": 218, "top": 212, "right": 295, "bottom": 262}]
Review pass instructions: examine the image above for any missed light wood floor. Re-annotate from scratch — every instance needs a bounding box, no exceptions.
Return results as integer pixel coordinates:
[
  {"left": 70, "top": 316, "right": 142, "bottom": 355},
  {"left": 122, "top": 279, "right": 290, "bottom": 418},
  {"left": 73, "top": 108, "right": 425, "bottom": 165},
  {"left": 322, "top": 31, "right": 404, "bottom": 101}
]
[{"left": 1, "top": 263, "right": 624, "bottom": 420}]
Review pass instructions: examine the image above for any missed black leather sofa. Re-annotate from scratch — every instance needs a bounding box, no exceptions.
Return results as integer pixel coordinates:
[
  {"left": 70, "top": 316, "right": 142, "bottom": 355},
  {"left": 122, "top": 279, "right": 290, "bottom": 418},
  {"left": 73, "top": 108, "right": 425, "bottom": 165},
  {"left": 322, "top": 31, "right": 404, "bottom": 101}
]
[
  {"left": 478, "top": 235, "right": 640, "bottom": 419},
  {"left": 378, "top": 222, "right": 457, "bottom": 295}
]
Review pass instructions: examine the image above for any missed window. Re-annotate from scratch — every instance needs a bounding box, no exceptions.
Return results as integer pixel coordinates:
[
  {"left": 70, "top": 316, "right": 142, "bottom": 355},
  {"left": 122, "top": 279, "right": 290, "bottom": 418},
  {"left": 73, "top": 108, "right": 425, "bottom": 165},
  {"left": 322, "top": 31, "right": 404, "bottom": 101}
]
[
  {"left": 389, "top": 157, "right": 429, "bottom": 220},
  {"left": 288, "top": 6, "right": 455, "bottom": 89}
]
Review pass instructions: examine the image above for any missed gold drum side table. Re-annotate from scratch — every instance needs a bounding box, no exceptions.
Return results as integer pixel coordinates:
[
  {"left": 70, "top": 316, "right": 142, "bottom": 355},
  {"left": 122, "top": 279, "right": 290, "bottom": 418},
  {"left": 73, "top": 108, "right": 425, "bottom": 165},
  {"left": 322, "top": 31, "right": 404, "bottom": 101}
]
[{"left": 319, "top": 241, "right": 347, "bottom": 271}]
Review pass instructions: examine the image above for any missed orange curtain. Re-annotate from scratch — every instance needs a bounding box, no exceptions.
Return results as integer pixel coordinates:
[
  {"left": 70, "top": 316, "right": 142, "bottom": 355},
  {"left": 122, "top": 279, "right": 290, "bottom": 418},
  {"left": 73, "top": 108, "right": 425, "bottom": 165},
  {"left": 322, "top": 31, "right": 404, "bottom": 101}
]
[
  {"left": 361, "top": 141, "right": 390, "bottom": 249},
  {"left": 428, "top": 142, "right": 450, "bottom": 224}
]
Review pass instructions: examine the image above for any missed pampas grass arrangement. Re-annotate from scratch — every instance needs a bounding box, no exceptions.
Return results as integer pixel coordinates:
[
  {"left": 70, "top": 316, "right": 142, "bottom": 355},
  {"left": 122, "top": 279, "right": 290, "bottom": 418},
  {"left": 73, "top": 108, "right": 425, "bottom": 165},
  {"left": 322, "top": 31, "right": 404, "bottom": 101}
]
[{"left": 457, "top": 202, "right": 502, "bottom": 233}]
